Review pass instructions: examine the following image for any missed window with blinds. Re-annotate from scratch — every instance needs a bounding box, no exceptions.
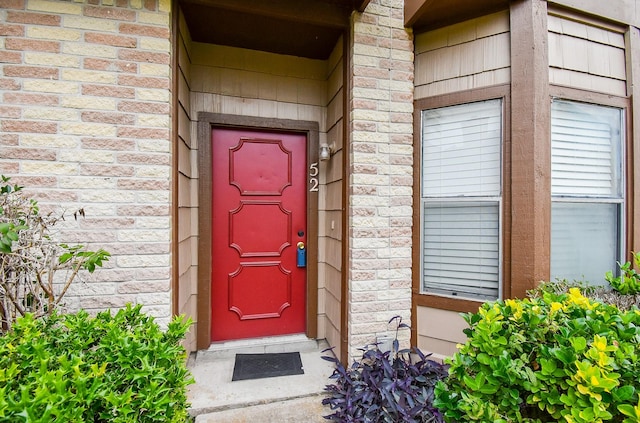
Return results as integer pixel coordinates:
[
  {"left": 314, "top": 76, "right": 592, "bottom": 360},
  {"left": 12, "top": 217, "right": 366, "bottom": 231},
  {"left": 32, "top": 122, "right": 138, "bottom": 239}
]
[
  {"left": 421, "top": 99, "right": 502, "bottom": 301},
  {"left": 550, "top": 100, "right": 624, "bottom": 284}
]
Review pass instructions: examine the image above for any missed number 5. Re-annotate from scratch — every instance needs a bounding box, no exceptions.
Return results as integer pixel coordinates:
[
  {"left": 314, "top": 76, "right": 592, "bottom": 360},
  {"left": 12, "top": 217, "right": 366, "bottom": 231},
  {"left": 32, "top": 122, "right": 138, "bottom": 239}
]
[{"left": 309, "top": 162, "right": 319, "bottom": 177}]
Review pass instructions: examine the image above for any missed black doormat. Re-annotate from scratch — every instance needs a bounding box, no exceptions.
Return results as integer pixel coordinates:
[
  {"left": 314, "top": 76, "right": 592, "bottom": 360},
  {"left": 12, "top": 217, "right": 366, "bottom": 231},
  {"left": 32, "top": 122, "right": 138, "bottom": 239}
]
[{"left": 232, "top": 352, "right": 304, "bottom": 381}]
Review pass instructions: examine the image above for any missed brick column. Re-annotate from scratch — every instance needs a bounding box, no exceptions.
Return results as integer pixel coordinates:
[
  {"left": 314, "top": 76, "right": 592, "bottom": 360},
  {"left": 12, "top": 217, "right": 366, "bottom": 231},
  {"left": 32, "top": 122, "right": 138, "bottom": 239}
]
[{"left": 348, "top": 0, "right": 414, "bottom": 356}]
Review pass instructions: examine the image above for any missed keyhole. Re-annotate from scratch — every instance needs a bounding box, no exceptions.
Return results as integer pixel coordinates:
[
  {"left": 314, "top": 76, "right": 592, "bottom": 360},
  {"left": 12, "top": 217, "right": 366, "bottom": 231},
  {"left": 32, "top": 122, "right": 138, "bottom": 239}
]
[{"left": 298, "top": 230, "right": 304, "bottom": 237}]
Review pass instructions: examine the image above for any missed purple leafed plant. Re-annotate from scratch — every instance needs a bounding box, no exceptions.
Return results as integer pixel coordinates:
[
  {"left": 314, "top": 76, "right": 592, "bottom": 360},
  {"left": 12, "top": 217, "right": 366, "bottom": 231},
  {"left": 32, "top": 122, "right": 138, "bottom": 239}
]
[{"left": 322, "top": 316, "right": 448, "bottom": 423}]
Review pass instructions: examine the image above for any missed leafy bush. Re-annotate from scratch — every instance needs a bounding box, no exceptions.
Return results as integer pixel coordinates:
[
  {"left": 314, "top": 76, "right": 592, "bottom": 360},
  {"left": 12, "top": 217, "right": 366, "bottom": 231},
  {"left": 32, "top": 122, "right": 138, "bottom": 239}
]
[
  {"left": 606, "top": 252, "right": 640, "bottom": 295},
  {"left": 530, "top": 279, "right": 640, "bottom": 312},
  {"left": 0, "top": 304, "right": 193, "bottom": 422},
  {"left": 434, "top": 288, "right": 640, "bottom": 423},
  {"left": 0, "top": 175, "right": 110, "bottom": 333},
  {"left": 322, "top": 316, "right": 448, "bottom": 423}
]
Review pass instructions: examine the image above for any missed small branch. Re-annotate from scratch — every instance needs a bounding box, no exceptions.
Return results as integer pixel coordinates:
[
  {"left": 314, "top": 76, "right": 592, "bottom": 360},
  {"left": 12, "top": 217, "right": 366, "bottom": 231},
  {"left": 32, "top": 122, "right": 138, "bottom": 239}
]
[
  {"left": 34, "top": 270, "right": 54, "bottom": 305},
  {"left": 0, "top": 282, "right": 26, "bottom": 317},
  {"left": 53, "top": 257, "right": 86, "bottom": 308}
]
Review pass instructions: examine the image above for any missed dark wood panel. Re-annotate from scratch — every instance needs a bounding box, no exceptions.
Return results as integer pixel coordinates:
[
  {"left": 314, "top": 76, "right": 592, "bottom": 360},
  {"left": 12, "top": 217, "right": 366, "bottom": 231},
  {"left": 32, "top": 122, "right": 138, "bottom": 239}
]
[
  {"left": 407, "top": 0, "right": 509, "bottom": 32},
  {"left": 509, "top": 0, "right": 551, "bottom": 298},
  {"left": 180, "top": 0, "right": 352, "bottom": 28},
  {"left": 179, "top": 0, "right": 356, "bottom": 59}
]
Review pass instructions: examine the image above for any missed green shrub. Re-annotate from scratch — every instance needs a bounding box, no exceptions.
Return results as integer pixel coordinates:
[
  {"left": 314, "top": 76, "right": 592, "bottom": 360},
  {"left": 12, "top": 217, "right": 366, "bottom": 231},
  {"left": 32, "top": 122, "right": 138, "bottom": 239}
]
[
  {"left": 606, "top": 252, "right": 640, "bottom": 295},
  {"left": 530, "top": 279, "right": 640, "bottom": 312},
  {"left": 1, "top": 175, "right": 110, "bottom": 334},
  {"left": 434, "top": 288, "right": 640, "bottom": 423},
  {"left": 0, "top": 304, "right": 193, "bottom": 422}
]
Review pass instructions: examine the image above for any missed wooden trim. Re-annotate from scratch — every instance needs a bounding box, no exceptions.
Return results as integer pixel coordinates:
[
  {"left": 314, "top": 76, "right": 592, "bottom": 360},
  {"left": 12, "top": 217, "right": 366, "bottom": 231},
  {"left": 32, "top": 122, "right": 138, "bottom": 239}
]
[
  {"left": 170, "top": 1, "right": 179, "bottom": 318},
  {"left": 414, "top": 84, "right": 511, "bottom": 113},
  {"left": 502, "top": 88, "right": 513, "bottom": 300},
  {"left": 196, "top": 113, "right": 320, "bottom": 349},
  {"left": 510, "top": 0, "right": 550, "bottom": 298},
  {"left": 410, "top": 82, "right": 421, "bottom": 348},
  {"left": 549, "top": 85, "right": 630, "bottom": 108},
  {"left": 340, "top": 30, "right": 350, "bottom": 365},
  {"left": 626, "top": 27, "right": 640, "bottom": 256},
  {"left": 196, "top": 120, "right": 212, "bottom": 350},
  {"left": 547, "top": 3, "right": 627, "bottom": 33},
  {"left": 627, "top": 94, "right": 635, "bottom": 263},
  {"left": 547, "top": 0, "right": 640, "bottom": 29},
  {"left": 404, "top": 0, "right": 433, "bottom": 27},
  {"left": 412, "top": 84, "right": 510, "bottom": 339},
  {"left": 355, "top": 0, "right": 371, "bottom": 13},
  {"left": 413, "top": 293, "right": 483, "bottom": 315}
]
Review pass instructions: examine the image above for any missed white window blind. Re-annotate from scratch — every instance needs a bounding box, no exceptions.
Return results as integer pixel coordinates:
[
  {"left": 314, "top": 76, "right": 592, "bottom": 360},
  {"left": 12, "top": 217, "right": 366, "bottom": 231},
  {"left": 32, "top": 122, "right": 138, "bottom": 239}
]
[
  {"left": 423, "top": 100, "right": 502, "bottom": 197},
  {"left": 423, "top": 202, "right": 500, "bottom": 299},
  {"left": 550, "top": 100, "right": 623, "bottom": 284},
  {"left": 421, "top": 99, "right": 502, "bottom": 301},
  {"left": 551, "top": 100, "right": 622, "bottom": 197}
]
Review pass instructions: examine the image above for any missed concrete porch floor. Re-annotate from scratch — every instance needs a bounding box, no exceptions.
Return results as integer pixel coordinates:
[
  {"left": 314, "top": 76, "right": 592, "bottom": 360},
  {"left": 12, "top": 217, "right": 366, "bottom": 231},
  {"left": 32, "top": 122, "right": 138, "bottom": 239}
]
[{"left": 187, "top": 334, "right": 336, "bottom": 422}]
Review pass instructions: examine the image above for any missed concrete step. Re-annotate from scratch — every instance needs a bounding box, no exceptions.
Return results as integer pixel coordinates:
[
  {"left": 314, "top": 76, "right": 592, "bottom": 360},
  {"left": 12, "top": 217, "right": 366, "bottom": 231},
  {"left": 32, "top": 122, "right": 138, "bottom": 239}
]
[
  {"left": 196, "top": 334, "right": 321, "bottom": 360},
  {"left": 194, "top": 394, "right": 328, "bottom": 422},
  {"left": 187, "top": 336, "right": 335, "bottom": 421}
]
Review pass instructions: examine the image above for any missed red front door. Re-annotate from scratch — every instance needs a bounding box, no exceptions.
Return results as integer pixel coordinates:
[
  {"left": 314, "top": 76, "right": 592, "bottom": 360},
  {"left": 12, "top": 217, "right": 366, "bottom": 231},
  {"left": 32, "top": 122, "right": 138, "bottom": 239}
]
[{"left": 211, "top": 128, "right": 307, "bottom": 341}]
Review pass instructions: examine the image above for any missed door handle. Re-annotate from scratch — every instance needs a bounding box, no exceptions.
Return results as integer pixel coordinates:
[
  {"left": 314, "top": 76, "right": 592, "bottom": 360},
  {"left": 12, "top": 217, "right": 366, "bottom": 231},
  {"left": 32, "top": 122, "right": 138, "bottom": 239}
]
[{"left": 296, "top": 242, "right": 306, "bottom": 268}]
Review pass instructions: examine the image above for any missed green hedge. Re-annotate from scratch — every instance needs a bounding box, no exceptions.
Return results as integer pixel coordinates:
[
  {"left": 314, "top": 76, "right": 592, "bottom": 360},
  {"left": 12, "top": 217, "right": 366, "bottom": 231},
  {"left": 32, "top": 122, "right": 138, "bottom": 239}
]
[
  {"left": 0, "top": 304, "right": 193, "bottom": 422},
  {"left": 434, "top": 288, "right": 640, "bottom": 423}
]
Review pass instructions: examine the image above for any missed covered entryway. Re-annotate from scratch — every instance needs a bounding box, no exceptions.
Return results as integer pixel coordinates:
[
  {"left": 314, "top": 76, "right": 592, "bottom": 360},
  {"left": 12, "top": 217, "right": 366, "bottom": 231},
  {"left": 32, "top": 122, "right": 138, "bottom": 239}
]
[
  {"left": 176, "top": 0, "right": 368, "bottom": 359},
  {"left": 210, "top": 128, "right": 308, "bottom": 341}
]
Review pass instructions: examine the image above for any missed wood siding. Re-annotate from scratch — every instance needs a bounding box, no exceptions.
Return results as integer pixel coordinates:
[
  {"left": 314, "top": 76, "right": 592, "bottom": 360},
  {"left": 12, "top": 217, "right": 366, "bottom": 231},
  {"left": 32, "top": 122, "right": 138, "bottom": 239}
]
[
  {"left": 414, "top": 11, "right": 510, "bottom": 99},
  {"left": 190, "top": 44, "right": 328, "bottom": 119},
  {"left": 416, "top": 307, "right": 468, "bottom": 359},
  {"left": 549, "top": 0, "right": 640, "bottom": 29},
  {"left": 548, "top": 12, "right": 627, "bottom": 95},
  {"left": 176, "top": 8, "right": 198, "bottom": 353},
  {"left": 320, "top": 38, "right": 344, "bottom": 357}
]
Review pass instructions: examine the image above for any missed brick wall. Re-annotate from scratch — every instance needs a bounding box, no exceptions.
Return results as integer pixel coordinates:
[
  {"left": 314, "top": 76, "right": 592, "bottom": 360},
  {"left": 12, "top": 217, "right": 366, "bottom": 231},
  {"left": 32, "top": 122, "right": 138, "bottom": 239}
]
[
  {"left": 348, "top": 0, "right": 414, "bottom": 355},
  {"left": 0, "top": 0, "right": 173, "bottom": 325}
]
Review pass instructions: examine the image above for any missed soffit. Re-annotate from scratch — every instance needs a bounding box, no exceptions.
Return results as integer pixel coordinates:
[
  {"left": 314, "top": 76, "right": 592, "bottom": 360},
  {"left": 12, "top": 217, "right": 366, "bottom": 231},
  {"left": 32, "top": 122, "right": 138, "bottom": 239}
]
[
  {"left": 406, "top": 0, "right": 510, "bottom": 32},
  {"left": 179, "top": 0, "right": 370, "bottom": 60}
]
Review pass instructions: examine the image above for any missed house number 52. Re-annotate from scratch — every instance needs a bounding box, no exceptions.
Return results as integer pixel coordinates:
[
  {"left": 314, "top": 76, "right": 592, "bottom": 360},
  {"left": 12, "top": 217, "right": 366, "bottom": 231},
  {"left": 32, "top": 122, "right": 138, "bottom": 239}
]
[{"left": 309, "top": 162, "right": 319, "bottom": 192}]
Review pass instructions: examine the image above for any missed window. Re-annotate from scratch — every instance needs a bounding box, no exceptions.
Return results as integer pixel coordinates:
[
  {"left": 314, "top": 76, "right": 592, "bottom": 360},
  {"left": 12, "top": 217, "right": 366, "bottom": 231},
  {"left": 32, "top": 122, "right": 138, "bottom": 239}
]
[
  {"left": 550, "top": 100, "right": 624, "bottom": 284},
  {"left": 420, "top": 99, "right": 502, "bottom": 301}
]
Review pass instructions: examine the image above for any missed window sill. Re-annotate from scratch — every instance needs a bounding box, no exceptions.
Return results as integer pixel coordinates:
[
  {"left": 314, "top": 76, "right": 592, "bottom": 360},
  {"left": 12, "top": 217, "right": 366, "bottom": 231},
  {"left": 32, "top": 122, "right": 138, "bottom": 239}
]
[{"left": 412, "top": 292, "right": 486, "bottom": 314}]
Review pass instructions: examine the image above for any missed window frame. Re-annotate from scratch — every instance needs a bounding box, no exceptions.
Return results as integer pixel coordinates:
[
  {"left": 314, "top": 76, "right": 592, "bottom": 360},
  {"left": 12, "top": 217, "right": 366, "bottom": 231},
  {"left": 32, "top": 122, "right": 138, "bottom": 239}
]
[
  {"left": 420, "top": 99, "right": 504, "bottom": 301},
  {"left": 548, "top": 86, "right": 631, "bottom": 283},
  {"left": 413, "top": 84, "right": 511, "bottom": 313}
]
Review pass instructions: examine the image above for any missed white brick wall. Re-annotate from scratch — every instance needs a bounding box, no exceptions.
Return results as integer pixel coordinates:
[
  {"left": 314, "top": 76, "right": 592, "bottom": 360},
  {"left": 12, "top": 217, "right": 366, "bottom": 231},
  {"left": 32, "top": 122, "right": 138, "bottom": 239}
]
[
  {"left": 348, "top": 0, "right": 414, "bottom": 356},
  {"left": 0, "top": 0, "right": 173, "bottom": 325}
]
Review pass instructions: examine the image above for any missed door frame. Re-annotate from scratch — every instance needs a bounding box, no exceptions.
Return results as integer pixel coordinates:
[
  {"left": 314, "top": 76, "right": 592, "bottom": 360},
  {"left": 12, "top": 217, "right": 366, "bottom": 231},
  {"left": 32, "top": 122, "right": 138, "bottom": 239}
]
[{"left": 196, "top": 113, "right": 320, "bottom": 349}]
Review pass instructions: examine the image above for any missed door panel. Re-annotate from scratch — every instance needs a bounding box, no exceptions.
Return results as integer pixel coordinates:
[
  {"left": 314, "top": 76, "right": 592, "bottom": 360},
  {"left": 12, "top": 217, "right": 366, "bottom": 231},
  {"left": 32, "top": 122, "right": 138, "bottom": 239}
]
[{"left": 211, "top": 128, "right": 307, "bottom": 341}]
